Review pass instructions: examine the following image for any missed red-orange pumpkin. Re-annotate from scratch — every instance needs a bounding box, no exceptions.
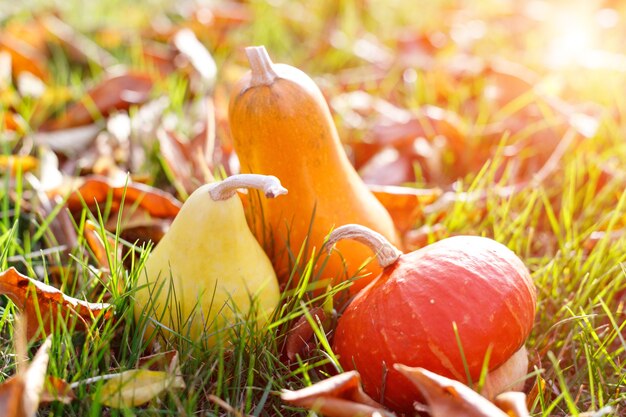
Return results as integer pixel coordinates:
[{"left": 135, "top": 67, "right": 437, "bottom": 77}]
[{"left": 328, "top": 225, "right": 537, "bottom": 413}]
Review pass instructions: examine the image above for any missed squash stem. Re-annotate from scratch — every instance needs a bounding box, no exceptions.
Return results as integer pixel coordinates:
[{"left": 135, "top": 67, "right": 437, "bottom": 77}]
[
  {"left": 326, "top": 224, "right": 402, "bottom": 268},
  {"left": 245, "top": 46, "right": 279, "bottom": 86},
  {"left": 209, "top": 174, "right": 287, "bottom": 201}
]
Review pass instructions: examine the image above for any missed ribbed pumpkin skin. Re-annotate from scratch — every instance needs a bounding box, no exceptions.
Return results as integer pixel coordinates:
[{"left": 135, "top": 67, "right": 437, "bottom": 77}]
[
  {"left": 229, "top": 63, "right": 400, "bottom": 293},
  {"left": 332, "top": 235, "right": 536, "bottom": 413}
]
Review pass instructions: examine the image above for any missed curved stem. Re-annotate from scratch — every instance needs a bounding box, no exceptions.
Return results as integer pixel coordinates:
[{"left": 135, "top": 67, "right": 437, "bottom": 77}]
[
  {"left": 326, "top": 224, "right": 402, "bottom": 268},
  {"left": 245, "top": 46, "right": 279, "bottom": 86},
  {"left": 208, "top": 174, "right": 287, "bottom": 201}
]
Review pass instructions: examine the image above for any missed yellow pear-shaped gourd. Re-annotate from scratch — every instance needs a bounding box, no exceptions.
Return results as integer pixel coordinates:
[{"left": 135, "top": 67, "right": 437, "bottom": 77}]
[{"left": 133, "top": 174, "right": 286, "bottom": 347}]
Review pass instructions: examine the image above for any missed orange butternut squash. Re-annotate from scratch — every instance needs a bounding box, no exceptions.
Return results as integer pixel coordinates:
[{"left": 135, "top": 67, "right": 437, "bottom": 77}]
[{"left": 228, "top": 45, "right": 400, "bottom": 296}]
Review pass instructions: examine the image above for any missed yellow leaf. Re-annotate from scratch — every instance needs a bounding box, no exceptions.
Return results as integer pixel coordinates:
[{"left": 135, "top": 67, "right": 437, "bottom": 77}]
[{"left": 99, "top": 369, "right": 185, "bottom": 408}]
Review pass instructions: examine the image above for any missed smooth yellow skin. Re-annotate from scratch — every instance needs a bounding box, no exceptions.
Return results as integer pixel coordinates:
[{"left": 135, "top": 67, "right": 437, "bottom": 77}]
[{"left": 133, "top": 182, "right": 280, "bottom": 347}]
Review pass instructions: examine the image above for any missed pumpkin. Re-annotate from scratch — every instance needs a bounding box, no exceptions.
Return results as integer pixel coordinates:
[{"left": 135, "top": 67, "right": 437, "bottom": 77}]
[
  {"left": 228, "top": 46, "right": 400, "bottom": 296},
  {"left": 328, "top": 224, "right": 537, "bottom": 413}
]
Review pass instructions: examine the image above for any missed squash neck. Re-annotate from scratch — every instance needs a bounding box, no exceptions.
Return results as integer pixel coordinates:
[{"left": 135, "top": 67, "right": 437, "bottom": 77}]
[{"left": 245, "top": 46, "right": 279, "bottom": 86}]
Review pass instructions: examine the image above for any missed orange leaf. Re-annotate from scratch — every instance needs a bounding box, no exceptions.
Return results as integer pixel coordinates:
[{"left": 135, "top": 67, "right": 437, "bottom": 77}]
[
  {"left": 0, "top": 377, "right": 25, "bottom": 417},
  {"left": 0, "top": 268, "right": 112, "bottom": 339},
  {"left": 0, "top": 155, "right": 38, "bottom": 175},
  {"left": 40, "top": 71, "right": 154, "bottom": 130},
  {"left": 368, "top": 184, "right": 442, "bottom": 233},
  {"left": 281, "top": 371, "right": 395, "bottom": 417},
  {"left": 0, "top": 336, "right": 52, "bottom": 417},
  {"left": 395, "top": 365, "right": 530, "bottom": 417},
  {"left": 63, "top": 176, "right": 182, "bottom": 219},
  {"left": 41, "top": 376, "right": 75, "bottom": 404},
  {"left": 0, "top": 34, "right": 48, "bottom": 80},
  {"left": 84, "top": 220, "right": 119, "bottom": 271}
]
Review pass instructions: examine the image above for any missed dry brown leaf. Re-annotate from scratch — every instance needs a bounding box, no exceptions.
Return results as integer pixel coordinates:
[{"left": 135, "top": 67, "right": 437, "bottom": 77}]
[
  {"left": 483, "top": 59, "right": 537, "bottom": 109},
  {"left": 192, "top": 1, "right": 252, "bottom": 28},
  {"left": 0, "top": 33, "right": 48, "bottom": 80},
  {"left": 39, "top": 15, "right": 117, "bottom": 68},
  {"left": 493, "top": 392, "right": 531, "bottom": 417},
  {"left": 359, "top": 149, "right": 416, "bottom": 186},
  {"left": 119, "top": 221, "right": 169, "bottom": 269},
  {"left": 99, "top": 369, "right": 185, "bottom": 408},
  {"left": 119, "top": 221, "right": 169, "bottom": 245},
  {"left": 62, "top": 175, "right": 182, "bottom": 219},
  {"left": 141, "top": 41, "right": 178, "bottom": 78},
  {"left": 156, "top": 100, "right": 216, "bottom": 194},
  {"left": 40, "top": 71, "right": 154, "bottom": 130},
  {"left": 0, "top": 377, "right": 25, "bottom": 417},
  {"left": 395, "top": 365, "right": 530, "bottom": 417},
  {"left": 40, "top": 376, "right": 75, "bottom": 404},
  {"left": 0, "top": 332, "right": 52, "bottom": 417},
  {"left": 0, "top": 267, "right": 113, "bottom": 339},
  {"left": 284, "top": 307, "right": 326, "bottom": 362},
  {"left": 137, "top": 350, "right": 180, "bottom": 372},
  {"left": 368, "top": 105, "right": 465, "bottom": 149},
  {"left": 172, "top": 28, "right": 216, "bottom": 84},
  {"left": 207, "top": 394, "right": 252, "bottom": 417},
  {"left": 84, "top": 220, "right": 119, "bottom": 271},
  {"left": 525, "top": 376, "right": 546, "bottom": 411},
  {"left": 368, "top": 184, "right": 442, "bottom": 233},
  {"left": 32, "top": 123, "right": 102, "bottom": 155},
  {"left": 281, "top": 371, "right": 395, "bottom": 417},
  {"left": 403, "top": 224, "right": 449, "bottom": 252}
]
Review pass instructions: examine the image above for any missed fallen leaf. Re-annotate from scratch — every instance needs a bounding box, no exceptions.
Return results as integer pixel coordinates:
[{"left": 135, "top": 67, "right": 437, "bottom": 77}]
[
  {"left": 137, "top": 350, "right": 180, "bottom": 373},
  {"left": 62, "top": 175, "right": 182, "bottom": 219},
  {"left": 0, "top": 155, "right": 38, "bottom": 174},
  {"left": 173, "top": 28, "right": 217, "bottom": 85},
  {"left": 395, "top": 364, "right": 531, "bottom": 417},
  {"left": 403, "top": 224, "right": 449, "bottom": 251},
  {"left": 0, "top": 321, "right": 52, "bottom": 417},
  {"left": 157, "top": 122, "right": 215, "bottom": 194},
  {"left": 368, "top": 184, "right": 442, "bottom": 233},
  {"left": 39, "top": 14, "right": 117, "bottom": 68},
  {"left": 359, "top": 148, "right": 416, "bottom": 186},
  {"left": 119, "top": 221, "right": 169, "bottom": 269},
  {"left": 141, "top": 41, "right": 177, "bottom": 78},
  {"left": 483, "top": 59, "right": 537, "bottom": 109},
  {"left": 367, "top": 105, "right": 465, "bottom": 150},
  {"left": 99, "top": 369, "right": 185, "bottom": 408},
  {"left": 40, "top": 71, "right": 154, "bottom": 130},
  {"left": 281, "top": 371, "right": 395, "bottom": 417},
  {"left": 32, "top": 123, "right": 102, "bottom": 155},
  {"left": 2, "top": 112, "right": 27, "bottom": 133},
  {"left": 0, "top": 267, "right": 113, "bottom": 339},
  {"left": 493, "top": 392, "right": 531, "bottom": 417},
  {"left": 0, "top": 377, "right": 25, "bottom": 417},
  {"left": 284, "top": 306, "right": 326, "bottom": 362},
  {"left": 0, "top": 33, "right": 48, "bottom": 80},
  {"left": 208, "top": 394, "right": 252, "bottom": 417},
  {"left": 83, "top": 220, "right": 119, "bottom": 272},
  {"left": 193, "top": 1, "right": 252, "bottom": 28},
  {"left": 40, "top": 376, "right": 75, "bottom": 404}
]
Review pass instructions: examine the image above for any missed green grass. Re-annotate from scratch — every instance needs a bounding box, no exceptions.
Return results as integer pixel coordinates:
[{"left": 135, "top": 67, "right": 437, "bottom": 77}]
[{"left": 1, "top": 0, "right": 626, "bottom": 416}]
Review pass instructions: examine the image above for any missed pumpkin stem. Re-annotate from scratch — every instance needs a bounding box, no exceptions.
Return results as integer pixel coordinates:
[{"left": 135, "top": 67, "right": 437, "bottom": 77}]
[
  {"left": 326, "top": 224, "right": 402, "bottom": 268},
  {"left": 245, "top": 46, "right": 279, "bottom": 86},
  {"left": 209, "top": 174, "right": 287, "bottom": 201}
]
